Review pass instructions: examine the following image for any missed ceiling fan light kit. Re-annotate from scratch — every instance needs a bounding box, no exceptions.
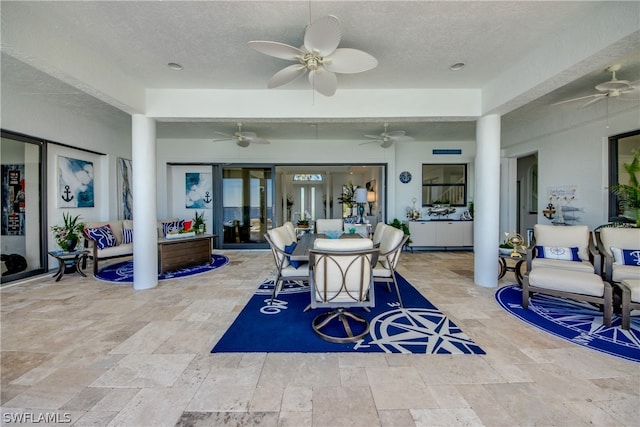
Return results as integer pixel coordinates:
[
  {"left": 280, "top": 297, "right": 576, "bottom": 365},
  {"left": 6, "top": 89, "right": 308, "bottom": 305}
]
[{"left": 248, "top": 15, "right": 377, "bottom": 96}]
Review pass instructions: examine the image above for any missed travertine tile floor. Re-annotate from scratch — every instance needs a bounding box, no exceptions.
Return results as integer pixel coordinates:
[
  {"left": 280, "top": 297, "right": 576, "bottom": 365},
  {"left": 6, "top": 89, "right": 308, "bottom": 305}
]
[{"left": 1, "top": 250, "right": 638, "bottom": 426}]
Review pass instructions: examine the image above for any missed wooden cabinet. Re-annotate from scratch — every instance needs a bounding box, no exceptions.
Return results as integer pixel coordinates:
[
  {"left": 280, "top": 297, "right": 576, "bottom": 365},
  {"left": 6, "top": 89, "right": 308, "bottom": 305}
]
[{"left": 407, "top": 221, "right": 473, "bottom": 249}]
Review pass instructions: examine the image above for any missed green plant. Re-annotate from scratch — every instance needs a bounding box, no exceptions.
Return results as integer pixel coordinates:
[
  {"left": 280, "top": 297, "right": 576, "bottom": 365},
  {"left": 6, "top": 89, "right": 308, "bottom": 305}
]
[
  {"left": 337, "top": 182, "right": 356, "bottom": 208},
  {"left": 192, "top": 211, "right": 206, "bottom": 233},
  {"left": 296, "top": 218, "right": 309, "bottom": 227},
  {"left": 51, "top": 212, "right": 85, "bottom": 250},
  {"left": 388, "top": 218, "right": 411, "bottom": 243},
  {"left": 610, "top": 149, "right": 640, "bottom": 226}
]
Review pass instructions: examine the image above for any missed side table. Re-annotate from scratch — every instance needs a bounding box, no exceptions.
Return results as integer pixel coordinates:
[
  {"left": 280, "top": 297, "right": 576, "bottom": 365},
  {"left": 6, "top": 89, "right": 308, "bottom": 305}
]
[
  {"left": 48, "top": 250, "right": 89, "bottom": 281},
  {"left": 498, "top": 253, "right": 526, "bottom": 285}
]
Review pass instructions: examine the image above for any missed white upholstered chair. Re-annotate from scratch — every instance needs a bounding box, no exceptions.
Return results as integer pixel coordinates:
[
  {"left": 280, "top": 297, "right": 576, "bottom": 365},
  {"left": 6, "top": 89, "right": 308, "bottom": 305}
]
[
  {"left": 265, "top": 226, "right": 309, "bottom": 304},
  {"left": 373, "top": 225, "right": 409, "bottom": 307},
  {"left": 595, "top": 226, "right": 640, "bottom": 283},
  {"left": 282, "top": 221, "right": 297, "bottom": 242},
  {"left": 372, "top": 222, "right": 388, "bottom": 246},
  {"left": 308, "top": 238, "right": 378, "bottom": 343},
  {"left": 315, "top": 219, "right": 345, "bottom": 234},
  {"left": 526, "top": 224, "right": 601, "bottom": 275}
]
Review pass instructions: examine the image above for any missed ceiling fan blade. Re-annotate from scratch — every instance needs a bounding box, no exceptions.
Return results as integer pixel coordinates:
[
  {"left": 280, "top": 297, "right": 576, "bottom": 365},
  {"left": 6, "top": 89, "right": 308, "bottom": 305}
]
[
  {"left": 386, "top": 130, "right": 407, "bottom": 137},
  {"left": 268, "top": 64, "right": 307, "bottom": 88},
  {"left": 324, "top": 48, "right": 378, "bottom": 74},
  {"left": 309, "top": 68, "right": 337, "bottom": 96},
  {"left": 551, "top": 94, "right": 602, "bottom": 106},
  {"left": 247, "top": 41, "right": 303, "bottom": 61},
  {"left": 364, "top": 134, "right": 382, "bottom": 139},
  {"left": 304, "top": 15, "right": 341, "bottom": 56},
  {"left": 392, "top": 135, "right": 415, "bottom": 143},
  {"left": 359, "top": 139, "right": 381, "bottom": 145},
  {"left": 249, "top": 138, "right": 270, "bottom": 144},
  {"left": 212, "top": 137, "right": 233, "bottom": 142},
  {"left": 618, "top": 81, "right": 640, "bottom": 100},
  {"left": 213, "top": 131, "right": 232, "bottom": 137},
  {"left": 238, "top": 131, "right": 257, "bottom": 139},
  {"left": 580, "top": 95, "right": 606, "bottom": 108}
]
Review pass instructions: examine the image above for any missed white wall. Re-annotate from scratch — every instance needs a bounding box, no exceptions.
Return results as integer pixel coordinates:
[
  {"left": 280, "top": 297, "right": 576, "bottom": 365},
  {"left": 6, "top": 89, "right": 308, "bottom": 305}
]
[
  {"left": 501, "top": 104, "right": 640, "bottom": 231},
  {"left": 2, "top": 75, "right": 131, "bottom": 267}
]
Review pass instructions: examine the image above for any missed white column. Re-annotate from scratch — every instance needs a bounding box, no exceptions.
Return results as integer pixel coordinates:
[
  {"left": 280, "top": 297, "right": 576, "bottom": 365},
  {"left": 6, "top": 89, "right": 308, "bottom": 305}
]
[
  {"left": 474, "top": 114, "right": 501, "bottom": 287},
  {"left": 132, "top": 114, "right": 158, "bottom": 290}
]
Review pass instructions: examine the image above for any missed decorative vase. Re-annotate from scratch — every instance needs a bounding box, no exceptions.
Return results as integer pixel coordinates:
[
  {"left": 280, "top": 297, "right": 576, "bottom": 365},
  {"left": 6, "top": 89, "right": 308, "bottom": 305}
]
[{"left": 63, "top": 237, "right": 78, "bottom": 252}]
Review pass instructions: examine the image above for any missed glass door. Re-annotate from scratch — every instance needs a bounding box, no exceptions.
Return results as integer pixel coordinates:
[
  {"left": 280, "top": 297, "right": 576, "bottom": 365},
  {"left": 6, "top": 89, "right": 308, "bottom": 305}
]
[
  {"left": 221, "top": 166, "right": 272, "bottom": 246},
  {"left": 1, "top": 131, "right": 46, "bottom": 284}
]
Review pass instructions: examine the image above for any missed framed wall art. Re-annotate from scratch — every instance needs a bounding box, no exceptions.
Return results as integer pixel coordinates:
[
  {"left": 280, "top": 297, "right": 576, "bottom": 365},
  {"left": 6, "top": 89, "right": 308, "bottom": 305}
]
[{"left": 57, "top": 156, "right": 94, "bottom": 208}]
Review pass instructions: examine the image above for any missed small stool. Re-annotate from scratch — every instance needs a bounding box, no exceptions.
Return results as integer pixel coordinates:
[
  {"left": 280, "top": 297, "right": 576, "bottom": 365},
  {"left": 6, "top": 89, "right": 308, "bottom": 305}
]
[
  {"left": 522, "top": 268, "right": 612, "bottom": 327},
  {"left": 618, "top": 279, "right": 640, "bottom": 330}
]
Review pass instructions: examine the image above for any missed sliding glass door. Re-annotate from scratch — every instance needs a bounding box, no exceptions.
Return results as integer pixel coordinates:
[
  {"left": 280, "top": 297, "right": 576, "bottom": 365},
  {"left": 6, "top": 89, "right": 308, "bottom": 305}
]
[
  {"left": 221, "top": 166, "right": 272, "bottom": 246},
  {"left": 1, "top": 131, "right": 46, "bottom": 284}
]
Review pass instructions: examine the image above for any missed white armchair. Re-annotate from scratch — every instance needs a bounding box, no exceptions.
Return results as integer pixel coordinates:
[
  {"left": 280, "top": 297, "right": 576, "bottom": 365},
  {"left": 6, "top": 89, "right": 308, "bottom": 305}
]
[
  {"left": 265, "top": 226, "right": 309, "bottom": 304},
  {"left": 596, "top": 226, "right": 640, "bottom": 283},
  {"left": 315, "top": 219, "right": 344, "bottom": 234},
  {"left": 526, "top": 224, "right": 600, "bottom": 275},
  {"left": 373, "top": 225, "right": 409, "bottom": 307}
]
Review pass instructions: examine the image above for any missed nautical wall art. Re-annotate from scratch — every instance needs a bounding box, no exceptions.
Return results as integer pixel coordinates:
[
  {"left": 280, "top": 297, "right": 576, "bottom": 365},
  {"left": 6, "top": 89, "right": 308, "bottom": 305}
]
[
  {"left": 58, "top": 156, "right": 94, "bottom": 208},
  {"left": 185, "top": 172, "right": 212, "bottom": 209}
]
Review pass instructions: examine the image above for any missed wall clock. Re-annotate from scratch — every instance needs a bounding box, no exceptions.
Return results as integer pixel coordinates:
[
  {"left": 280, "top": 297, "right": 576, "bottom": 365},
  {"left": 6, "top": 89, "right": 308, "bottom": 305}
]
[{"left": 399, "top": 171, "right": 412, "bottom": 183}]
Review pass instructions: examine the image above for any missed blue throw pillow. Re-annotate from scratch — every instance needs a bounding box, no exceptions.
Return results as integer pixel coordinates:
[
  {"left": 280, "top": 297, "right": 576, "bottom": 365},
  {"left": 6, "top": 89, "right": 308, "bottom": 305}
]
[
  {"left": 122, "top": 228, "right": 133, "bottom": 244},
  {"left": 283, "top": 242, "right": 302, "bottom": 268},
  {"left": 535, "top": 245, "right": 581, "bottom": 262},
  {"left": 85, "top": 225, "right": 118, "bottom": 250},
  {"left": 610, "top": 247, "right": 640, "bottom": 266}
]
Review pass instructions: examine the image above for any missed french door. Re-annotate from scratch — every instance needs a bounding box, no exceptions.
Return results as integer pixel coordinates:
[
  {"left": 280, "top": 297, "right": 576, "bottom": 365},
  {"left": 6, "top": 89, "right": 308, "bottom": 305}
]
[{"left": 220, "top": 166, "right": 273, "bottom": 247}]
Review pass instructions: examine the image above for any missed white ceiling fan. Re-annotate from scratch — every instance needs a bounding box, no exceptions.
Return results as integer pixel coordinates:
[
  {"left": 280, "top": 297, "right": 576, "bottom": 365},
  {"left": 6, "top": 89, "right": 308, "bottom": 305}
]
[
  {"left": 360, "top": 123, "right": 415, "bottom": 148},
  {"left": 212, "top": 123, "right": 270, "bottom": 148},
  {"left": 248, "top": 15, "right": 377, "bottom": 97},
  {"left": 552, "top": 64, "right": 640, "bottom": 108}
]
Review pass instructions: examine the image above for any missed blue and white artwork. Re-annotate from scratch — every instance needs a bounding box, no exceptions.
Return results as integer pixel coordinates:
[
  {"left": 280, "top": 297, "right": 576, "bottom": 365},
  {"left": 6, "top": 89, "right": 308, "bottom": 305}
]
[
  {"left": 185, "top": 172, "right": 212, "bottom": 209},
  {"left": 118, "top": 158, "right": 133, "bottom": 219},
  {"left": 58, "top": 156, "right": 94, "bottom": 208}
]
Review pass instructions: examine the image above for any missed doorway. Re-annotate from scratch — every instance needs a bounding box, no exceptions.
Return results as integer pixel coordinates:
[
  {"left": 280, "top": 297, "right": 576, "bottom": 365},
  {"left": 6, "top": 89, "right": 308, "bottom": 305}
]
[{"left": 516, "top": 153, "right": 538, "bottom": 239}]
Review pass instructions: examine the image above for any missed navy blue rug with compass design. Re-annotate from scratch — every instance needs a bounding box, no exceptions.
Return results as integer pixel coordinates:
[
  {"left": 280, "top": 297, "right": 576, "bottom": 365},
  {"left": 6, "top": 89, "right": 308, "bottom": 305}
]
[
  {"left": 496, "top": 285, "right": 640, "bottom": 363},
  {"left": 211, "top": 273, "right": 485, "bottom": 354}
]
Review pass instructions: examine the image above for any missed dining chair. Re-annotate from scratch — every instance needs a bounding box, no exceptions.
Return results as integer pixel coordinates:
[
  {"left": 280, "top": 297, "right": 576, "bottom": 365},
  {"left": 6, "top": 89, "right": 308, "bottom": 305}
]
[
  {"left": 372, "top": 222, "right": 388, "bottom": 246},
  {"left": 315, "top": 219, "right": 345, "bottom": 234},
  {"left": 283, "top": 221, "right": 297, "bottom": 241},
  {"left": 373, "top": 226, "right": 409, "bottom": 307},
  {"left": 308, "top": 237, "right": 378, "bottom": 343},
  {"left": 265, "top": 226, "right": 309, "bottom": 304}
]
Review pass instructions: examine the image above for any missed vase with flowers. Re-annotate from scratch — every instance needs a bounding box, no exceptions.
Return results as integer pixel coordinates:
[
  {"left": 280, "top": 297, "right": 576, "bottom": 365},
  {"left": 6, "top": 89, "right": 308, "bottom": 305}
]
[{"left": 51, "top": 212, "right": 85, "bottom": 251}]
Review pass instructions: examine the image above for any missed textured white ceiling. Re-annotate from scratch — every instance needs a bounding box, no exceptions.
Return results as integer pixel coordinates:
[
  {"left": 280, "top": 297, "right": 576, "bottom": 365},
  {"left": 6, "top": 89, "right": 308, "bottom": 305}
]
[{"left": 1, "top": 1, "right": 638, "bottom": 142}]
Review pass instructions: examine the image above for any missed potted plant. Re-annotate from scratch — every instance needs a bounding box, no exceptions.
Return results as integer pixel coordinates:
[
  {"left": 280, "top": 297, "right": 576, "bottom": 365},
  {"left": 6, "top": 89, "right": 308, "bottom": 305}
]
[
  {"left": 610, "top": 149, "right": 640, "bottom": 226},
  {"left": 388, "top": 218, "right": 411, "bottom": 244},
  {"left": 296, "top": 218, "right": 310, "bottom": 229},
  {"left": 51, "top": 212, "right": 85, "bottom": 251},
  {"left": 193, "top": 211, "right": 206, "bottom": 234}
]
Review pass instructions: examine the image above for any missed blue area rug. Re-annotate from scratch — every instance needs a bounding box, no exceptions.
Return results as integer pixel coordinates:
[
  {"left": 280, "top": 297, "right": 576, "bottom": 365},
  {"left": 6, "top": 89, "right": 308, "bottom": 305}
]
[
  {"left": 212, "top": 273, "right": 485, "bottom": 354},
  {"left": 496, "top": 285, "right": 640, "bottom": 363},
  {"left": 95, "top": 254, "right": 229, "bottom": 283}
]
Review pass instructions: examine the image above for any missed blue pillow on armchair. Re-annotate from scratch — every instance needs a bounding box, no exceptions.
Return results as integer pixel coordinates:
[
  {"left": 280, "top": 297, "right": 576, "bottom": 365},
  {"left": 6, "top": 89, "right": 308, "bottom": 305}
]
[{"left": 284, "top": 242, "right": 302, "bottom": 268}]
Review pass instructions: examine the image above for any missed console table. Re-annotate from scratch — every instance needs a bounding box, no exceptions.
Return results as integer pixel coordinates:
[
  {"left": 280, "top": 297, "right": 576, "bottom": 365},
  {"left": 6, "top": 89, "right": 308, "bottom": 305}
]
[{"left": 157, "top": 234, "right": 217, "bottom": 274}]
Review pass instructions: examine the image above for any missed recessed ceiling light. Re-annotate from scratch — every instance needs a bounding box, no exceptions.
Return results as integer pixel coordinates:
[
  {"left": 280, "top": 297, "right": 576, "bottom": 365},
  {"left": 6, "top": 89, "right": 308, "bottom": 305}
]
[
  {"left": 167, "top": 62, "right": 183, "bottom": 71},
  {"left": 449, "top": 62, "right": 465, "bottom": 71}
]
